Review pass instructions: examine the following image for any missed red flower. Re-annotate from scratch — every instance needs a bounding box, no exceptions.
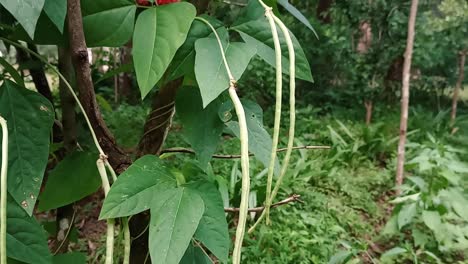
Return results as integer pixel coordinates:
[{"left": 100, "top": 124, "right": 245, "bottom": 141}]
[
  {"left": 157, "top": 0, "right": 180, "bottom": 5},
  {"left": 136, "top": 0, "right": 151, "bottom": 6}
]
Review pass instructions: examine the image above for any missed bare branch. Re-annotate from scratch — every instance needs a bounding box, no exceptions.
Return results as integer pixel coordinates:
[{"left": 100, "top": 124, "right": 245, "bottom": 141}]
[{"left": 224, "top": 194, "right": 302, "bottom": 213}]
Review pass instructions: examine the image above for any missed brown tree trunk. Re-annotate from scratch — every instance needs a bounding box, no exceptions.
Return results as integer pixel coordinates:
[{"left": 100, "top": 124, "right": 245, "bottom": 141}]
[
  {"left": 119, "top": 42, "right": 134, "bottom": 103},
  {"left": 53, "top": 47, "right": 78, "bottom": 254},
  {"left": 15, "top": 44, "right": 53, "bottom": 102},
  {"left": 316, "top": 0, "right": 333, "bottom": 24},
  {"left": 395, "top": 0, "right": 419, "bottom": 190},
  {"left": 365, "top": 101, "right": 373, "bottom": 126},
  {"left": 450, "top": 50, "right": 466, "bottom": 128},
  {"left": 66, "top": 0, "right": 131, "bottom": 173}
]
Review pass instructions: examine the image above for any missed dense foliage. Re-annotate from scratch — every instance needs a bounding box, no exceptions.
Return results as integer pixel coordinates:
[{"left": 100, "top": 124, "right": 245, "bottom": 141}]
[{"left": 0, "top": 0, "right": 467, "bottom": 263}]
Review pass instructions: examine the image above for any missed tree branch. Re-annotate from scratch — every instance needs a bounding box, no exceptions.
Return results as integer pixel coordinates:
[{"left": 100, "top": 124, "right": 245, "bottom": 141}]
[
  {"left": 67, "top": 0, "right": 131, "bottom": 173},
  {"left": 160, "top": 145, "right": 331, "bottom": 159},
  {"left": 224, "top": 194, "right": 302, "bottom": 213}
]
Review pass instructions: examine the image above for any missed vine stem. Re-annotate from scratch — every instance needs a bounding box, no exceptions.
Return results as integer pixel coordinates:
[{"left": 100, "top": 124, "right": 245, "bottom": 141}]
[
  {"left": 262, "top": 4, "right": 283, "bottom": 225},
  {"left": 105, "top": 160, "right": 130, "bottom": 264},
  {"left": 97, "top": 158, "right": 114, "bottom": 264},
  {"left": 0, "top": 116, "right": 8, "bottom": 264},
  {"left": 249, "top": 5, "right": 297, "bottom": 234},
  {"left": 0, "top": 38, "right": 120, "bottom": 263},
  {"left": 194, "top": 17, "right": 250, "bottom": 264}
]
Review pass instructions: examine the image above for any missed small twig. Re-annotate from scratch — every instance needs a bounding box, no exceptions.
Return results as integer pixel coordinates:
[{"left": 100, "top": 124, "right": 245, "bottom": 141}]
[
  {"left": 53, "top": 208, "right": 77, "bottom": 255},
  {"left": 192, "top": 239, "right": 215, "bottom": 264},
  {"left": 160, "top": 145, "right": 331, "bottom": 159},
  {"left": 224, "top": 194, "right": 302, "bottom": 213}
]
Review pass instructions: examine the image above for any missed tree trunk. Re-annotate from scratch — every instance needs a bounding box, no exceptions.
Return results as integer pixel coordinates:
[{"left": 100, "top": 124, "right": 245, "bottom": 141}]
[
  {"left": 365, "top": 101, "right": 373, "bottom": 126},
  {"left": 450, "top": 50, "right": 466, "bottom": 128},
  {"left": 395, "top": 0, "right": 419, "bottom": 189},
  {"left": 119, "top": 42, "right": 135, "bottom": 103},
  {"left": 66, "top": 0, "right": 131, "bottom": 173},
  {"left": 316, "top": 0, "right": 333, "bottom": 24},
  {"left": 53, "top": 47, "right": 78, "bottom": 254}
]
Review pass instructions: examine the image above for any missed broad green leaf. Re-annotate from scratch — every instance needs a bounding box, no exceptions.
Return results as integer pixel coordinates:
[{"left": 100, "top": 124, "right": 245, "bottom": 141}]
[
  {"left": 133, "top": 2, "right": 196, "bottom": 99},
  {"left": 397, "top": 203, "right": 417, "bottom": 230},
  {"left": 9, "top": 11, "right": 66, "bottom": 46},
  {"left": 381, "top": 215, "right": 398, "bottom": 235},
  {"left": 100, "top": 155, "right": 177, "bottom": 219},
  {"left": 232, "top": 18, "right": 313, "bottom": 82},
  {"left": 38, "top": 151, "right": 101, "bottom": 211},
  {"left": 53, "top": 253, "right": 87, "bottom": 264},
  {"left": 226, "top": 100, "right": 280, "bottom": 174},
  {"left": 234, "top": 0, "right": 279, "bottom": 26},
  {"left": 0, "top": 56, "right": 24, "bottom": 86},
  {"left": 277, "top": 0, "right": 318, "bottom": 38},
  {"left": 422, "top": 210, "right": 442, "bottom": 232},
  {"left": 186, "top": 181, "right": 230, "bottom": 263},
  {"left": 149, "top": 187, "right": 205, "bottom": 264},
  {"left": 328, "top": 250, "right": 353, "bottom": 264},
  {"left": 6, "top": 195, "right": 52, "bottom": 264},
  {"left": 0, "top": 80, "right": 54, "bottom": 215},
  {"left": 194, "top": 38, "right": 256, "bottom": 107},
  {"left": 81, "top": 0, "right": 136, "bottom": 47},
  {"left": 176, "top": 86, "right": 224, "bottom": 168},
  {"left": 167, "top": 15, "right": 224, "bottom": 81},
  {"left": 0, "top": 0, "right": 45, "bottom": 38},
  {"left": 43, "top": 0, "right": 66, "bottom": 33},
  {"left": 180, "top": 244, "right": 212, "bottom": 264},
  {"left": 381, "top": 247, "right": 407, "bottom": 259}
]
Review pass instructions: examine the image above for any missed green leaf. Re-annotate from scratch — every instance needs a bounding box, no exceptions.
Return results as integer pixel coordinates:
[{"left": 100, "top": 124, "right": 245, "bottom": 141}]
[
  {"left": 0, "top": 80, "right": 54, "bottom": 215},
  {"left": 149, "top": 187, "right": 205, "bottom": 264},
  {"left": 81, "top": 0, "right": 136, "bottom": 47},
  {"left": 232, "top": 18, "right": 313, "bottom": 82},
  {"left": 53, "top": 253, "right": 87, "bottom": 264},
  {"left": 194, "top": 38, "right": 256, "bottom": 107},
  {"left": 0, "top": 56, "right": 24, "bottom": 86},
  {"left": 6, "top": 195, "right": 52, "bottom": 264},
  {"left": 422, "top": 210, "right": 442, "bottom": 232},
  {"left": 0, "top": 0, "right": 45, "bottom": 38},
  {"left": 180, "top": 244, "right": 212, "bottom": 264},
  {"left": 38, "top": 151, "right": 101, "bottom": 211},
  {"left": 277, "top": 0, "right": 318, "bottom": 38},
  {"left": 381, "top": 247, "right": 407, "bottom": 259},
  {"left": 186, "top": 181, "right": 230, "bottom": 263},
  {"left": 100, "top": 155, "right": 177, "bottom": 219},
  {"left": 176, "top": 86, "right": 224, "bottom": 168},
  {"left": 234, "top": 0, "right": 279, "bottom": 25},
  {"left": 133, "top": 2, "right": 196, "bottom": 99},
  {"left": 328, "top": 250, "right": 353, "bottom": 264},
  {"left": 167, "top": 15, "right": 224, "bottom": 81},
  {"left": 43, "top": 0, "right": 66, "bottom": 33},
  {"left": 397, "top": 203, "right": 417, "bottom": 230},
  {"left": 226, "top": 100, "right": 280, "bottom": 174}
]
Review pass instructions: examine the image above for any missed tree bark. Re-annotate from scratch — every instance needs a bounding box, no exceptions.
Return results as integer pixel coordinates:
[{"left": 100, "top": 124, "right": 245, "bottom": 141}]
[
  {"left": 365, "top": 101, "right": 373, "bottom": 126},
  {"left": 66, "top": 0, "right": 131, "bottom": 173},
  {"left": 58, "top": 47, "right": 77, "bottom": 152},
  {"left": 137, "top": 78, "right": 183, "bottom": 156},
  {"left": 395, "top": 0, "right": 419, "bottom": 189},
  {"left": 450, "top": 50, "right": 466, "bottom": 127},
  {"left": 316, "top": 0, "right": 333, "bottom": 24},
  {"left": 15, "top": 44, "right": 53, "bottom": 102}
]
